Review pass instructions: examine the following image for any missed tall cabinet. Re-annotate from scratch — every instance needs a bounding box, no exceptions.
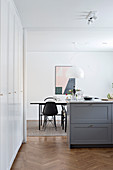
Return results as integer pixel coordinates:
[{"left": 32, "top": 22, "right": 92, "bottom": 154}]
[{"left": 0, "top": 0, "right": 23, "bottom": 169}]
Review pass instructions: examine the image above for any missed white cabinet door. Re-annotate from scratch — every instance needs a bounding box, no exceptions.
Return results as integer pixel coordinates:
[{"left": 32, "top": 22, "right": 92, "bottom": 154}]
[
  {"left": 13, "top": 16, "right": 20, "bottom": 153},
  {"left": 18, "top": 26, "right": 23, "bottom": 142},
  {"left": 0, "top": 0, "right": 9, "bottom": 169},
  {"left": 0, "top": 0, "right": 23, "bottom": 169},
  {"left": 7, "top": 2, "right": 15, "bottom": 168},
  {"left": 13, "top": 14, "right": 23, "bottom": 154}
]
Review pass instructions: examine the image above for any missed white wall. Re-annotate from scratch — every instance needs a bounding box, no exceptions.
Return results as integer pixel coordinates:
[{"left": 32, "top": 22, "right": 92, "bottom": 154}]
[
  {"left": 27, "top": 51, "right": 113, "bottom": 120},
  {"left": 0, "top": 0, "right": 23, "bottom": 169}
]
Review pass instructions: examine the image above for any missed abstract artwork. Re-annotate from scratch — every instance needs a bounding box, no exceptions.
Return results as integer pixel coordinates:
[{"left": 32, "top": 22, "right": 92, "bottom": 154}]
[{"left": 55, "top": 66, "right": 75, "bottom": 95}]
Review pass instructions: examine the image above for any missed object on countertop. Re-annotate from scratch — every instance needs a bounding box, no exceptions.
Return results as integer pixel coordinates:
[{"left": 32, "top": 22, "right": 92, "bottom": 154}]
[
  {"left": 65, "top": 94, "right": 71, "bottom": 101},
  {"left": 84, "top": 96, "right": 92, "bottom": 100},
  {"left": 102, "top": 98, "right": 113, "bottom": 101},
  {"left": 94, "top": 97, "right": 99, "bottom": 99},
  {"left": 107, "top": 93, "right": 113, "bottom": 99}
]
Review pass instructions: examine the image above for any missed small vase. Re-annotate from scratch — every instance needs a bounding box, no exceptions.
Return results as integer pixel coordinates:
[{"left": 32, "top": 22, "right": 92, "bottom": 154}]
[{"left": 71, "top": 94, "right": 76, "bottom": 100}]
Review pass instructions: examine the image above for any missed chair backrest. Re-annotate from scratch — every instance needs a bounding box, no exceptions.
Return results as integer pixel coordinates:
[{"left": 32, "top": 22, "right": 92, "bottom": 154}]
[
  {"left": 44, "top": 97, "right": 57, "bottom": 102},
  {"left": 43, "top": 102, "right": 58, "bottom": 116}
]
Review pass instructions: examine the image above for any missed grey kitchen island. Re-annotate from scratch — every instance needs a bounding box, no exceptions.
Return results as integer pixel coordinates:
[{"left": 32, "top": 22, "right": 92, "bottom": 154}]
[{"left": 67, "top": 100, "right": 113, "bottom": 148}]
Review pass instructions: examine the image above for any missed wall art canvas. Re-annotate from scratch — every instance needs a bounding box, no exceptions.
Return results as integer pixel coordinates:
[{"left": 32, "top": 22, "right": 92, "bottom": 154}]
[{"left": 55, "top": 66, "right": 75, "bottom": 95}]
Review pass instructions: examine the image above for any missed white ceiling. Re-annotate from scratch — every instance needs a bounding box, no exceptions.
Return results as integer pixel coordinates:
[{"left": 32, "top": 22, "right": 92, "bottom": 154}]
[
  {"left": 14, "top": 0, "right": 113, "bottom": 28},
  {"left": 14, "top": 0, "right": 113, "bottom": 51}
]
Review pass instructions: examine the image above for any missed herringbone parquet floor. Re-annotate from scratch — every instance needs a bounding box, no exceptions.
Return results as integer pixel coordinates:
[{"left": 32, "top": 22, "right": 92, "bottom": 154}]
[{"left": 11, "top": 137, "right": 113, "bottom": 170}]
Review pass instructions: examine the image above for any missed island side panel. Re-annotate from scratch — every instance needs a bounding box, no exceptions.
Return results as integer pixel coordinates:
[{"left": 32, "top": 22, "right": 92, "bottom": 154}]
[
  {"left": 112, "top": 104, "right": 113, "bottom": 144},
  {"left": 67, "top": 103, "right": 71, "bottom": 148},
  {"left": 68, "top": 102, "right": 113, "bottom": 148}
]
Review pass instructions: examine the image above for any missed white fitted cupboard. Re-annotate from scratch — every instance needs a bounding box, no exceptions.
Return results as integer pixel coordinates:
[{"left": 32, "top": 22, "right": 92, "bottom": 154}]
[{"left": 0, "top": 0, "right": 23, "bottom": 169}]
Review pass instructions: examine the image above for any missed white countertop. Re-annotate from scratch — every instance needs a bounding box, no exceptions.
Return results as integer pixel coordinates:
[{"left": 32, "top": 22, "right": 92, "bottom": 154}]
[
  {"left": 68, "top": 99, "right": 113, "bottom": 104},
  {"left": 30, "top": 99, "right": 113, "bottom": 104}
]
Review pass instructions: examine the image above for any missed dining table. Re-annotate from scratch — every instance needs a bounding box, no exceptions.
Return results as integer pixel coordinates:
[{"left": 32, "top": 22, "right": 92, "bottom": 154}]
[{"left": 30, "top": 101, "right": 67, "bottom": 130}]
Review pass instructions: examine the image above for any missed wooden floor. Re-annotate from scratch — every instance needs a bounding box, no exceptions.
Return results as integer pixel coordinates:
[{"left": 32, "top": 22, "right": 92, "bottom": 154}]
[{"left": 11, "top": 137, "right": 113, "bottom": 170}]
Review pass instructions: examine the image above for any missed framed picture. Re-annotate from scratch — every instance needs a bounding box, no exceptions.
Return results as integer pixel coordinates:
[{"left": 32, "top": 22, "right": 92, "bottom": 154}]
[{"left": 55, "top": 66, "right": 75, "bottom": 95}]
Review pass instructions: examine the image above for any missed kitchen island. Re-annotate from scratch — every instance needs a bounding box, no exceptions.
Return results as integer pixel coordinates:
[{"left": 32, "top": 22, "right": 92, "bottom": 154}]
[{"left": 67, "top": 100, "right": 113, "bottom": 148}]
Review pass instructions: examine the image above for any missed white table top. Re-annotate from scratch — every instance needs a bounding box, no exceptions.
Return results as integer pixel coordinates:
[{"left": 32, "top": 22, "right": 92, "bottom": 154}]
[{"left": 30, "top": 99, "right": 113, "bottom": 105}]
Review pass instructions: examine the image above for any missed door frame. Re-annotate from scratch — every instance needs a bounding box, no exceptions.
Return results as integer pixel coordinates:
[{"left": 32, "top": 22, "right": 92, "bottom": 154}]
[{"left": 23, "top": 29, "right": 27, "bottom": 143}]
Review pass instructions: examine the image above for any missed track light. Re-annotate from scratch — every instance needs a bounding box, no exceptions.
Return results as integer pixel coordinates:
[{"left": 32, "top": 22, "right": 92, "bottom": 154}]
[{"left": 86, "top": 11, "right": 97, "bottom": 25}]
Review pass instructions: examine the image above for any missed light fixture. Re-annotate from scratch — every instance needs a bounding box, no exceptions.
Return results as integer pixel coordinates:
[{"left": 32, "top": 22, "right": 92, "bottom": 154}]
[
  {"left": 67, "top": 66, "right": 84, "bottom": 97},
  {"left": 102, "top": 42, "right": 108, "bottom": 45},
  {"left": 66, "top": 66, "right": 84, "bottom": 84},
  {"left": 72, "top": 42, "right": 78, "bottom": 46},
  {"left": 86, "top": 11, "right": 97, "bottom": 25},
  {"left": 69, "top": 66, "right": 84, "bottom": 79}
]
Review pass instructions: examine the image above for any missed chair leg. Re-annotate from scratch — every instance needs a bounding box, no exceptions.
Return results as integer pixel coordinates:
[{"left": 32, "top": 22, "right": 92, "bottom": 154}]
[
  {"left": 65, "top": 114, "right": 67, "bottom": 132},
  {"left": 62, "top": 114, "right": 64, "bottom": 130},
  {"left": 42, "top": 116, "right": 45, "bottom": 129},
  {"left": 41, "top": 114, "right": 42, "bottom": 126},
  {"left": 43, "top": 115, "right": 47, "bottom": 130},
  {"left": 61, "top": 110, "right": 63, "bottom": 126},
  {"left": 54, "top": 115, "right": 57, "bottom": 131}
]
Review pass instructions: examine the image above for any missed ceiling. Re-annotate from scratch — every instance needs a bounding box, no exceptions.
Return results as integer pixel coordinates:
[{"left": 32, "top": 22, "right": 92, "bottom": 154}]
[
  {"left": 14, "top": 0, "right": 113, "bottom": 51},
  {"left": 14, "top": 0, "right": 113, "bottom": 28}
]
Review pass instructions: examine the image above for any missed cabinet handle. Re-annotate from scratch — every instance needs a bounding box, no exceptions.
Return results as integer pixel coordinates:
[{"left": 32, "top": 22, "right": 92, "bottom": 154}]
[
  {"left": 8, "top": 92, "right": 11, "bottom": 94},
  {"left": 88, "top": 125, "right": 93, "bottom": 128},
  {"left": 14, "top": 91, "right": 16, "bottom": 93},
  {"left": 0, "top": 94, "right": 3, "bottom": 96}
]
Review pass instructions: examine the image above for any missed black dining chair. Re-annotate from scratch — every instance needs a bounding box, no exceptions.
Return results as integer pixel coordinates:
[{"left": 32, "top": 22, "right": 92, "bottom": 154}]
[{"left": 43, "top": 97, "right": 58, "bottom": 130}]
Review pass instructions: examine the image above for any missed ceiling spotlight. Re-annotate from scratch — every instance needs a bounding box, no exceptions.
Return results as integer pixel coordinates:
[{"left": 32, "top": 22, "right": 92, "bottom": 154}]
[
  {"left": 86, "top": 11, "right": 97, "bottom": 25},
  {"left": 102, "top": 42, "right": 108, "bottom": 45}
]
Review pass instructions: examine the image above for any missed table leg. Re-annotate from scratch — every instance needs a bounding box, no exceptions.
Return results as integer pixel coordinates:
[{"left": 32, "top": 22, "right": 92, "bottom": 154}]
[
  {"left": 62, "top": 105, "right": 67, "bottom": 132},
  {"left": 39, "top": 104, "right": 40, "bottom": 130},
  {"left": 40, "top": 105, "right": 42, "bottom": 126},
  {"left": 61, "top": 107, "right": 62, "bottom": 126},
  {"left": 61, "top": 105, "right": 64, "bottom": 130},
  {"left": 65, "top": 110, "right": 67, "bottom": 132}
]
